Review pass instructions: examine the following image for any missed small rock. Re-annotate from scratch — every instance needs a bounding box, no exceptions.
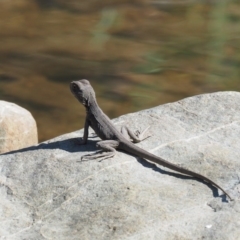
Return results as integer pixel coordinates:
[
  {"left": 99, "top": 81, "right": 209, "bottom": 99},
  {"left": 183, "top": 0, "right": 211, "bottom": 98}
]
[{"left": 0, "top": 101, "right": 38, "bottom": 153}]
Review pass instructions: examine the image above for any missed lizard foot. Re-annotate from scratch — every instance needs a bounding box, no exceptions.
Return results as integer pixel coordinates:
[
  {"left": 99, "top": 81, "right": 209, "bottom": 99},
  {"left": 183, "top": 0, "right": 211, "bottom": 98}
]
[
  {"left": 79, "top": 140, "right": 119, "bottom": 162},
  {"left": 80, "top": 151, "right": 115, "bottom": 162},
  {"left": 72, "top": 137, "right": 87, "bottom": 145},
  {"left": 121, "top": 126, "right": 151, "bottom": 143},
  {"left": 135, "top": 126, "right": 151, "bottom": 141}
]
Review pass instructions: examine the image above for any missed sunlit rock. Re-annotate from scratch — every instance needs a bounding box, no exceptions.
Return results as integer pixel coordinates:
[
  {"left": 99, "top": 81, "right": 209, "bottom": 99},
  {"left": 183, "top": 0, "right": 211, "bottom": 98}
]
[
  {"left": 0, "top": 101, "right": 38, "bottom": 153},
  {"left": 0, "top": 92, "right": 239, "bottom": 239}
]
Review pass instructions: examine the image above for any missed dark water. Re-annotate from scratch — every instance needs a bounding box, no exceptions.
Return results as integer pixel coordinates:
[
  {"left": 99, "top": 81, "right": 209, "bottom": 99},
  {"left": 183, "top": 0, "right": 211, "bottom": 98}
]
[{"left": 0, "top": 0, "right": 239, "bottom": 142}]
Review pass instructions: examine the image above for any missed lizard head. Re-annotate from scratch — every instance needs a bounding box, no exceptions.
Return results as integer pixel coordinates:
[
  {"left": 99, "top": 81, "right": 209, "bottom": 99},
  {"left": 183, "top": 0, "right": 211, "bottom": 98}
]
[{"left": 70, "top": 79, "right": 96, "bottom": 106}]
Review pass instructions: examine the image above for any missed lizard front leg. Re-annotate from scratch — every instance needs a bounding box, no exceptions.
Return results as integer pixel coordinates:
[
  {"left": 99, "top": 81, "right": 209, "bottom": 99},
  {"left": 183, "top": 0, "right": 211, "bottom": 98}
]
[
  {"left": 81, "top": 140, "right": 119, "bottom": 161},
  {"left": 121, "top": 126, "right": 151, "bottom": 143},
  {"left": 75, "top": 119, "right": 89, "bottom": 145}
]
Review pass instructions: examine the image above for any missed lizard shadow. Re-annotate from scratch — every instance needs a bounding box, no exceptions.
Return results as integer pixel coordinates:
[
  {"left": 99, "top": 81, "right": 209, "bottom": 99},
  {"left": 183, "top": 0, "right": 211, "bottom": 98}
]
[
  {"left": 1, "top": 137, "right": 98, "bottom": 155},
  {"left": 133, "top": 156, "right": 228, "bottom": 202},
  {"left": 2, "top": 137, "right": 228, "bottom": 202}
]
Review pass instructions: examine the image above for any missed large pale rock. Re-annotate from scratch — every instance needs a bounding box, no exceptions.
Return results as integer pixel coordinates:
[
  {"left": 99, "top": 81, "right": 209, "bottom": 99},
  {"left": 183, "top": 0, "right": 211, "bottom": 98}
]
[
  {"left": 0, "top": 101, "right": 38, "bottom": 154},
  {"left": 0, "top": 92, "right": 240, "bottom": 239}
]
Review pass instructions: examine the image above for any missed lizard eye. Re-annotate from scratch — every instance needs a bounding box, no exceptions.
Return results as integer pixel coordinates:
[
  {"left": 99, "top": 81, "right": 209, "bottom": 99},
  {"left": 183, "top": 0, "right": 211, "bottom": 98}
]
[{"left": 72, "top": 83, "right": 79, "bottom": 92}]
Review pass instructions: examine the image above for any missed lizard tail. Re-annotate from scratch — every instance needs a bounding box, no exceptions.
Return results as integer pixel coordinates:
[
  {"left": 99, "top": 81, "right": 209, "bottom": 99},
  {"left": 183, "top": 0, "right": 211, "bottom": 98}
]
[{"left": 121, "top": 141, "right": 233, "bottom": 201}]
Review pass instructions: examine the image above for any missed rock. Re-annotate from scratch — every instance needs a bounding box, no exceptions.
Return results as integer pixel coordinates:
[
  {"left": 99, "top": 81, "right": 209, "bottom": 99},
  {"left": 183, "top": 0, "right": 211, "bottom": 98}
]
[
  {"left": 0, "top": 101, "right": 38, "bottom": 154},
  {"left": 0, "top": 92, "right": 239, "bottom": 239}
]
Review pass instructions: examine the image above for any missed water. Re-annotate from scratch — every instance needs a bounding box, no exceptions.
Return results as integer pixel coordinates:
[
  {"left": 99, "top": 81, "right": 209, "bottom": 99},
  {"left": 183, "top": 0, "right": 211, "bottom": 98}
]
[{"left": 0, "top": 0, "right": 239, "bottom": 141}]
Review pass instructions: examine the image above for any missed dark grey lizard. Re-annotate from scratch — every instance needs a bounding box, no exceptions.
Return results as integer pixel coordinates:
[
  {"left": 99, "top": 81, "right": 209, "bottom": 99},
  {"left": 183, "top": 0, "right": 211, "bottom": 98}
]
[{"left": 70, "top": 79, "right": 232, "bottom": 200}]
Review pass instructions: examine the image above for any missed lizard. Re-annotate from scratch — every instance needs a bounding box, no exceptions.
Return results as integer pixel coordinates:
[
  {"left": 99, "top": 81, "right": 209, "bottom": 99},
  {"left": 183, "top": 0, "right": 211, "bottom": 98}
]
[{"left": 70, "top": 79, "right": 232, "bottom": 201}]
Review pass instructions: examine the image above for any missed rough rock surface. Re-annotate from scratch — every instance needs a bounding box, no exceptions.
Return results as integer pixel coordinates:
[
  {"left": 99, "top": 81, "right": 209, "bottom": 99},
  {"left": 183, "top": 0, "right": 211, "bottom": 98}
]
[
  {"left": 0, "top": 101, "right": 38, "bottom": 154},
  {"left": 0, "top": 92, "right": 240, "bottom": 240}
]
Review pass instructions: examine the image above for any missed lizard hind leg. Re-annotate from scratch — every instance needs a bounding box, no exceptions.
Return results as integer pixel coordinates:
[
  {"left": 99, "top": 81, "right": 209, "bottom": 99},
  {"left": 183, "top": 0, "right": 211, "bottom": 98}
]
[
  {"left": 121, "top": 126, "right": 151, "bottom": 143},
  {"left": 81, "top": 140, "right": 119, "bottom": 162}
]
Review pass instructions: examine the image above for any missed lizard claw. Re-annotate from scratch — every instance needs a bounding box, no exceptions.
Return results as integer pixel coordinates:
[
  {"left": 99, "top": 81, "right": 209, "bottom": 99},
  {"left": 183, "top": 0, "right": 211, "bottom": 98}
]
[
  {"left": 135, "top": 130, "right": 141, "bottom": 137},
  {"left": 136, "top": 126, "right": 151, "bottom": 141}
]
